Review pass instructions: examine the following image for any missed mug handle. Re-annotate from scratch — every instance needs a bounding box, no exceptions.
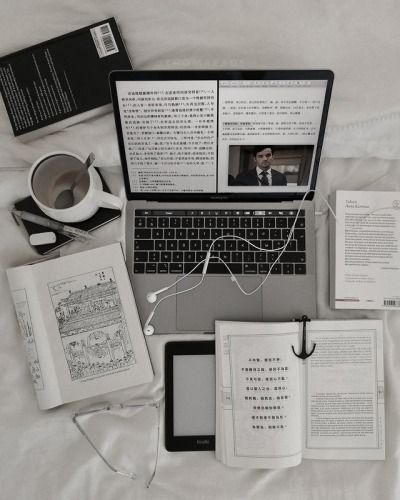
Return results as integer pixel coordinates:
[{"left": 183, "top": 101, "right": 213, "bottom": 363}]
[{"left": 93, "top": 190, "right": 124, "bottom": 211}]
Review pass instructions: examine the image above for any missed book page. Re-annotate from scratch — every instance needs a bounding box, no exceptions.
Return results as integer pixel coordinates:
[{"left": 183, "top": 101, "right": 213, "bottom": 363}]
[
  {"left": 7, "top": 266, "right": 63, "bottom": 410},
  {"left": 303, "top": 320, "right": 385, "bottom": 460},
  {"left": 27, "top": 243, "right": 153, "bottom": 407},
  {"left": 215, "top": 321, "right": 303, "bottom": 468},
  {"left": 333, "top": 190, "right": 400, "bottom": 310},
  {"left": 218, "top": 79, "right": 328, "bottom": 194},
  {"left": 115, "top": 79, "right": 218, "bottom": 193}
]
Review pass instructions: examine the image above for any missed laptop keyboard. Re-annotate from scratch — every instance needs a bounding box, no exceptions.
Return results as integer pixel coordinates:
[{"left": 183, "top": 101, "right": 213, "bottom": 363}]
[{"left": 133, "top": 209, "right": 306, "bottom": 275}]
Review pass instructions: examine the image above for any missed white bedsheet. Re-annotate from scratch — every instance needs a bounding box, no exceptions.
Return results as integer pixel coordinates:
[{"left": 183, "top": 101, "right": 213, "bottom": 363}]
[{"left": 1, "top": 1, "right": 400, "bottom": 499}]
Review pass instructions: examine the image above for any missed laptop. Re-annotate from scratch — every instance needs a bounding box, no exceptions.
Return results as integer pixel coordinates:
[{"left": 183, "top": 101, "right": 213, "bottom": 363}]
[{"left": 110, "top": 70, "right": 334, "bottom": 334}]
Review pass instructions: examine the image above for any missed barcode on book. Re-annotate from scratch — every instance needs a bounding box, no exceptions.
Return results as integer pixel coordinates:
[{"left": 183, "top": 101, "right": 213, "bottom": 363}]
[
  {"left": 383, "top": 299, "right": 400, "bottom": 307},
  {"left": 90, "top": 23, "right": 119, "bottom": 58}
]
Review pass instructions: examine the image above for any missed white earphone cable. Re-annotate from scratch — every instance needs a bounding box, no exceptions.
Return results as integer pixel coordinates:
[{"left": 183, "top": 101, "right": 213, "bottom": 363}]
[{"left": 143, "top": 189, "right": 338, "bottom": 334}]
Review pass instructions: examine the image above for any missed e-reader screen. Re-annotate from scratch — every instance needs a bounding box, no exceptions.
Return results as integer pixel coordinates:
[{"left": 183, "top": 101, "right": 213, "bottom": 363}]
[{"left": 165, "top": 341, "right": 215, "bottom": 451}]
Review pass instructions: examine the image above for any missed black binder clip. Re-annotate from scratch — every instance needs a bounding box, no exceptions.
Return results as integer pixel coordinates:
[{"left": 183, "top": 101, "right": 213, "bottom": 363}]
[{"left": 291, "top": 315, "right": 316, "bottom": 360}]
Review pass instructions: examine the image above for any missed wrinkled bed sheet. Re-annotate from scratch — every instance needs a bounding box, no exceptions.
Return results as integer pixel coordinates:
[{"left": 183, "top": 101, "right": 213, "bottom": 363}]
[{"left": 1, "top": 1, "right": 400, "bottom": 499}]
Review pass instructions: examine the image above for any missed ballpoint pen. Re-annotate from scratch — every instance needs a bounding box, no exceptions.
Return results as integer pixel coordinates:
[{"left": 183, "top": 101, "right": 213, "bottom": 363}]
[{"left": 10, "top": 209, "right": 95, "bottom": 242}]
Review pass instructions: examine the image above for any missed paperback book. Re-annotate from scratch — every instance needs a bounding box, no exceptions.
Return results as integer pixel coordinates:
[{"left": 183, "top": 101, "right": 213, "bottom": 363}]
[
  {"left": 0, "top": 18, "right": 132, "bottom": 140},
  {"left": 330, "top": 190, "right": 400, "bottom": 310},
  {"left": 7, "top": 243, "right": 153, "bottom": 409}
]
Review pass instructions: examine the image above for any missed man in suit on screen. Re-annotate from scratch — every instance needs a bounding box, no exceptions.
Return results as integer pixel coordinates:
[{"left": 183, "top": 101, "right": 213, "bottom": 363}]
[{"left": 235, "top": 146, "right": 287, "bottom": 186}]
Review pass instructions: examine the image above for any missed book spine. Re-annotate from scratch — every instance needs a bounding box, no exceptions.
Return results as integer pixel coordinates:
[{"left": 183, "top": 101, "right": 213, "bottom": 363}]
[{"left": 328, "top": 193, "right": 337, "bottom": 309}]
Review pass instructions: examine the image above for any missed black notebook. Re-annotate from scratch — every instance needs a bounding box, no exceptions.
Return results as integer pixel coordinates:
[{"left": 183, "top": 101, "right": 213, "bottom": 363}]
[
  {"left": 14, "top": 171, "right": 121, "bottom": 254},
  {"left": 0, "top": 18, "right": 132, "bottom": 141}
]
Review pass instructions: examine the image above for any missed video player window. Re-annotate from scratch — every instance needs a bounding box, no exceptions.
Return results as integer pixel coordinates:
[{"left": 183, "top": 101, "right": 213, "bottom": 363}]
[{"left": 228, "top": 145, "right": 314, "bottom": 187}]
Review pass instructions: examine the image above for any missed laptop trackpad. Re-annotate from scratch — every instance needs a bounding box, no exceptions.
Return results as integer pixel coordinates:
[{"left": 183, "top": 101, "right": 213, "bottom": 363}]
[{"left": 176, "top": 276, "right": 263, "bottom": 332}]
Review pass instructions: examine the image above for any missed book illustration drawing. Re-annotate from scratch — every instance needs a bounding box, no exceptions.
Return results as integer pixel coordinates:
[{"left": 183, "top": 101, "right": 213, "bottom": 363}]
[
  {"left": 47, "top": 267, "right": 136, "bottom": 381},
  {"left": 11, "top": 289, "right": 44, "bottom": 390}
]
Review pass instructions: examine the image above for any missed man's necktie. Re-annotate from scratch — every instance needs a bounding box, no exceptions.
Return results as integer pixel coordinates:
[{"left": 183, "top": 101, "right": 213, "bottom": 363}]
[{"left": 259, "top": 171, "right": 269, "bottom": 186}]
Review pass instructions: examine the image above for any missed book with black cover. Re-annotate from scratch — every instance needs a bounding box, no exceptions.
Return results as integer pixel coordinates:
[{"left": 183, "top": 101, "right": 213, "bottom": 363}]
[
  {"left": 0, "top": 18, "right": 132, "bottom": 141},
  {"left": 14, "top": 169, "right": 121, "bottom": 254}
]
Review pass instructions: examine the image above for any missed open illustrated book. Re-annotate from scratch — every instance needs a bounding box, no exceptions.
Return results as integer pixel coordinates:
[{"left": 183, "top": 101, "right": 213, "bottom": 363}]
[
  {"left": 215, "top": 319, "right": 385, "bottom": 468},
  {"left": 6, "top": 243, "right": 153, "bottom": 410}
]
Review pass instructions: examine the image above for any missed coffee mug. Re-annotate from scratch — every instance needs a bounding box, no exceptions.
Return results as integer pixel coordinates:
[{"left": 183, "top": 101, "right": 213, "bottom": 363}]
[{"left": 28, "top": 151, "right": 123, "bottom": 223}]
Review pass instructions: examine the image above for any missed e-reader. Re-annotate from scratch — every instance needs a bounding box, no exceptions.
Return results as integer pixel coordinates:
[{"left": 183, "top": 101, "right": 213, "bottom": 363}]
[{"left": 165, "top": 341, "right": 215, "bottom": 451}]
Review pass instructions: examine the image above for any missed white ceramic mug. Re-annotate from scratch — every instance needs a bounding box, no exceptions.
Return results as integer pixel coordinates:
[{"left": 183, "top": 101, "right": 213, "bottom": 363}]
[{"left": 28, "top": 151, "right": 123, "bottom": 223}]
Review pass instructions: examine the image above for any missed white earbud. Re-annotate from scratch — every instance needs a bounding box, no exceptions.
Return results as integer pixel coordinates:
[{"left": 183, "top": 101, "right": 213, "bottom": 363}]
[
  {"left": 143, "top": 324, "right": 155, "bottom": 336},
  {"left": 146, "top": 293, "right": 158, "bottom": 304},
  {"left": 143, "top": 311, "right": 155, "bottom": 336},
  {"left": 146, "top": 286, "right": 171, "bottom": 304}
]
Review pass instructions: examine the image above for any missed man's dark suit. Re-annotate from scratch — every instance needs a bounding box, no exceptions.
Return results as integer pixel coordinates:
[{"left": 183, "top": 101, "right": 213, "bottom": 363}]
[{"left": 235, "top": 168, "right": 287, "bottom": 186}]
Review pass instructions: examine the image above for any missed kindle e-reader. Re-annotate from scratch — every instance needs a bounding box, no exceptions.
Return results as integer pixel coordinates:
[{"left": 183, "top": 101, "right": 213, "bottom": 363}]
[{"left": 165, "top": 341, "right": 215, "bottom": 451}]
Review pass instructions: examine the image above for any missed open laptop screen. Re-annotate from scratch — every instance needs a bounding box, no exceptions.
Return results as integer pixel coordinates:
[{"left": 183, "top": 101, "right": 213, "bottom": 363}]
[{"left": 110, "top": 70, "right": 333, "bottom": 201}]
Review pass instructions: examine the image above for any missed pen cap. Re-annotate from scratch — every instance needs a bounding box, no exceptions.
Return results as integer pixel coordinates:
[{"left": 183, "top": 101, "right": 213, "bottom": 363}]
[{"left": 30, "top": 232, "right": 57, "bottom": 246}]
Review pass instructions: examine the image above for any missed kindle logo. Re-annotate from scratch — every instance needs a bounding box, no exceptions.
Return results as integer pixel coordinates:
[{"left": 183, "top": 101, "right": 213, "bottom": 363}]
[{"left": 197, "top": 439, "right": 210, "bottom": 445}]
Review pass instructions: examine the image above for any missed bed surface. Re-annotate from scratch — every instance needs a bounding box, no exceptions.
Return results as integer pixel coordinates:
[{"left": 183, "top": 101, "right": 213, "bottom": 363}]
[{"left": 1, "top": 1, "right": 400, "bottom": 499}]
